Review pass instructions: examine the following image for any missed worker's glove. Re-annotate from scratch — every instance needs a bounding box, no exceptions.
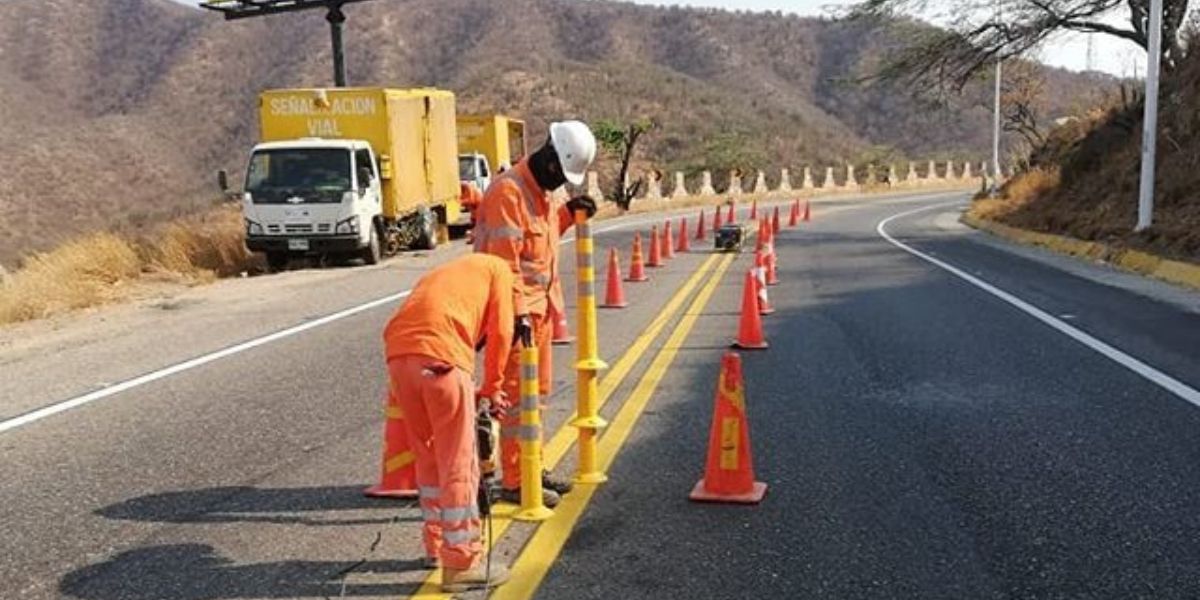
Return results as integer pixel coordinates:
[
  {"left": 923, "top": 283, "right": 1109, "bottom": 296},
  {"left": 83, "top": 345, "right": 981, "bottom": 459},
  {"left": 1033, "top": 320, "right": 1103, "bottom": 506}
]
[
  {"left": 566, "top": 195, "right": 598, "bottom": 219},
  {"left": 488, "top": 392, "right": 511, "bottom": 413},
  {"left": 514, "top": 314, "right": 534, "bottom": 348}
]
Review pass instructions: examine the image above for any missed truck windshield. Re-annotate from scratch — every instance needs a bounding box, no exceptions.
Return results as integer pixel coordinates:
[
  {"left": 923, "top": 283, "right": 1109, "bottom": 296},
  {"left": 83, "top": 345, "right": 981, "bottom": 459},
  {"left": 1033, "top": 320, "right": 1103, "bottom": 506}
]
[
  {"left": 246, "top": 149, "right": 351, "bottom": 203},
  {"left": 459, "top": 156, "right": 478, "bottom": 180}
]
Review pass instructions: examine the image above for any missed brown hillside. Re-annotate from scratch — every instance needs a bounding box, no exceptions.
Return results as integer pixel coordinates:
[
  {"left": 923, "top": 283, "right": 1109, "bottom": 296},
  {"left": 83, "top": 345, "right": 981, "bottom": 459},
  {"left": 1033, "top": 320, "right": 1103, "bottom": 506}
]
[
  {"left": 978, "top": 51, "right": 1200, "bottom": 263},
  {"left": 0, "top": 0, "right": 1109, "bottom": 266}
]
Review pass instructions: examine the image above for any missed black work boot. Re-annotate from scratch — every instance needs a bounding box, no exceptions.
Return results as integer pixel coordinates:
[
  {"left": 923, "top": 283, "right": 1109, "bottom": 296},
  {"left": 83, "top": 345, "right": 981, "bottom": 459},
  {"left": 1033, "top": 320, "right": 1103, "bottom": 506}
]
[
  {"left": 499, "top": 486, "right": 560, "bottom": 508},
  {"left": 542, "top": 470, "right": 574, "bottom": 495}
]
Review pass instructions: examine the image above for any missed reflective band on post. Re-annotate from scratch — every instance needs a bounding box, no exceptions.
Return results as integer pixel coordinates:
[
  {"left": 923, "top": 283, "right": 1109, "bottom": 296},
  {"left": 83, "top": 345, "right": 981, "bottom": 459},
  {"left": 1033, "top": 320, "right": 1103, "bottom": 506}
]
[
  {"left": 440, "top": 505, "right": 480, "bottom": 522},
  {"left": 443, "top": 528, "right": 481, "bottom": 545},
  {"left": 521, "top": 389, "right": 539, "bottom": 410},
  {"left": 522, "top": 365, "right": 538, "bottom": 382},
  {"left": 577, "top": 281, "right": 594, "bottom": 298},
  {"left": 421, "top": 508, "right": 441, "bottom": 522},
  {"left": 418, "top": 486, "right": 441, "bottom": 499},
  {"left": 516, "top": 424, "right": 540, "bottom": 441}
]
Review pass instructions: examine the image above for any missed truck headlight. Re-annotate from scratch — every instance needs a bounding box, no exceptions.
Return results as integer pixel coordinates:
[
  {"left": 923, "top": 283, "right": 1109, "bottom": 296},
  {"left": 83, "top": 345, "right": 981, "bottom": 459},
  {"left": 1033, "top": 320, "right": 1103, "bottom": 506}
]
[
  {"left": 245, "top": 219, "right": 263, "bottom": 235},
  {"left": 336, "top": 216, "right": 360, "bottom": 234}
]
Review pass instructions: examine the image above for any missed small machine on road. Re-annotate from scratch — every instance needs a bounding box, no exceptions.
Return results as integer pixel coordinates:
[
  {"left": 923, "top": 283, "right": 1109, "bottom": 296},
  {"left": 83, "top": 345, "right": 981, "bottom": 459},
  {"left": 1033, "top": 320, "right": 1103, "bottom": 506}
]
[{"left": 715, "top": 224, "right": 746, "bottom": 253}]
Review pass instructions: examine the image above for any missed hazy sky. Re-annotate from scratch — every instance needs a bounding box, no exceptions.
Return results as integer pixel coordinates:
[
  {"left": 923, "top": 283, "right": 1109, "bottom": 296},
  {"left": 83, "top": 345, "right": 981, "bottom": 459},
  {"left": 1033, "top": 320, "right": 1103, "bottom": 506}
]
[{"left": 619, "top": 0, "right": 1145, "bottom": 75}]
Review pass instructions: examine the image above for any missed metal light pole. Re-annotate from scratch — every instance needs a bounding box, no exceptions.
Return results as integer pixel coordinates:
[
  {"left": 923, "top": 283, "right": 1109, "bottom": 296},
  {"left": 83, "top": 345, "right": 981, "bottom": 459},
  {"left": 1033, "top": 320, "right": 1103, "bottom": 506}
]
[
  {"left": 990, "top": 0, "right": 1003, "bottom": 196},
  {"left": 1136, "top": 0, "right": 1163, "bottom": 231},
  {"left": 992, "top": 57, "right": 1002, "bottom": 195}
]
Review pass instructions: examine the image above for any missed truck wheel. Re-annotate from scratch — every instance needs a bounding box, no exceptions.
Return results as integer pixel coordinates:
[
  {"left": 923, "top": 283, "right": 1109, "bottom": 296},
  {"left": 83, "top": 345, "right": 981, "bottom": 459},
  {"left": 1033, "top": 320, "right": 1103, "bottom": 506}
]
[
  {"left": 266, "top": 252, "right": 289, "bottom": 273},
  {"left": 412, "top": 207, "right": 438, "bottom": 250},
  {"left": 361, "top": 223, "right": 382, "bottom": 265}
]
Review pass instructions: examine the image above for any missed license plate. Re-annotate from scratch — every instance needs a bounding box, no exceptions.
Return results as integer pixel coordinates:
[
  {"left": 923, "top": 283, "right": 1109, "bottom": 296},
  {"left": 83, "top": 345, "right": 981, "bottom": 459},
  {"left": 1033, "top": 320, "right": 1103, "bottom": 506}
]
[{"left": 287, "top": 239, "right": 309, "bottom": 251}]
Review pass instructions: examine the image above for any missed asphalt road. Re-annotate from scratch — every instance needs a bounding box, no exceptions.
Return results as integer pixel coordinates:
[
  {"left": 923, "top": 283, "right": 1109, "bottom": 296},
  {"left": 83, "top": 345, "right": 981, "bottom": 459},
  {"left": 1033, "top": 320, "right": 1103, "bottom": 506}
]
[
  {"left": 4, "top": 190, "right": 1198, "bottom": 599},
  {"left": 534, "top": 198, "right": 1200, "bottom": 599}
]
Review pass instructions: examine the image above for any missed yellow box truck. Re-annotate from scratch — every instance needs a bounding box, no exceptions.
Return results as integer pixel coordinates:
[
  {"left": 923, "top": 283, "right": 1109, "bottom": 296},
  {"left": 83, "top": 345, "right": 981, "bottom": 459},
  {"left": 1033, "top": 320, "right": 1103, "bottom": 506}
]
[
  {"left": 456, "top": 114, "right": 526, "bottom": 205},
  {"left": 235, "top": 87, "right": 460, "bottom": 270}
]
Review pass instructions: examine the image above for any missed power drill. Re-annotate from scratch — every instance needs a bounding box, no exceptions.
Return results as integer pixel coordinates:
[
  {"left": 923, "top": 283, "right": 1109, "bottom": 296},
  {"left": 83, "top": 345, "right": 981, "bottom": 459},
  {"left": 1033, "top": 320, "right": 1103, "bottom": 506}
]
[{"left": 476, "top": 399, "right": 500, "bottom": 516}]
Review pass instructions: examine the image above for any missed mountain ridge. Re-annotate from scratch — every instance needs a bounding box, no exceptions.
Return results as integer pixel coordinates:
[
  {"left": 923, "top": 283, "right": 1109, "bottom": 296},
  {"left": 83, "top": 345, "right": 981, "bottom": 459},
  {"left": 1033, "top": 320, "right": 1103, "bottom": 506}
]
[{"left": 0, "top": 0, "right": 1108, "bottom": 265}]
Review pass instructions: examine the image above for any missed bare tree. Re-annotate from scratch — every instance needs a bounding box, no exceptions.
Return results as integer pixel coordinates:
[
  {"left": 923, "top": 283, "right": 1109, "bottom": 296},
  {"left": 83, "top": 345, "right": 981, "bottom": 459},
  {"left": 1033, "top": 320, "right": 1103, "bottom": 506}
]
[
  {"left": 593, "top": 118, "right": 656, "bottom": 211},
  {"left": 850, "top": 0, "right": 1189, "bottom": 90},
  {"left": 1001, "top": 61, "right": 1049, "bottom": 148}
]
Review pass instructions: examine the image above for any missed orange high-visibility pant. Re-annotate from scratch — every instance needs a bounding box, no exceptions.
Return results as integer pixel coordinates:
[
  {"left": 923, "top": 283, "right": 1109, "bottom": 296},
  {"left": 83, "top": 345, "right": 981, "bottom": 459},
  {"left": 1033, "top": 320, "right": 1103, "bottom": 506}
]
[
  {"left": 499, "top": 312, "right": 553, "bottom": 490},
  {"left": 388, "top": 354, "right": 482, "bottom": 570}
]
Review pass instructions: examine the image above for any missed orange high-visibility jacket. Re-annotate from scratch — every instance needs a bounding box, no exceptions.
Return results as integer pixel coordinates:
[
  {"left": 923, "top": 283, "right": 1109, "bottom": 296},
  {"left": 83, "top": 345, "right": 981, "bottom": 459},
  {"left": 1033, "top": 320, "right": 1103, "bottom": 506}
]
[
  {"left": 473, "top": 160, "right": 573, "bottom": 318},
  {"left": 383, "top": 254, "right": 515, "bottom": 398}
]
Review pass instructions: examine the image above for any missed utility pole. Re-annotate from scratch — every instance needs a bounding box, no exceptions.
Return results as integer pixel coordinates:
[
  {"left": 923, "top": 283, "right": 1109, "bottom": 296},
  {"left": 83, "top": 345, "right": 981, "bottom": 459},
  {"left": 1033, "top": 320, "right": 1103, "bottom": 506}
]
[
  {"left": 1136, "top": 0, "right": 1163, "bottom": 231},
  {"left": 992, "top": 57, "right": 1002, "bottom": 195},
  {"left": 990, "top": 1, "right": 1003, "bottom": 196},
  {"left": 200, "top": 0, "right": 377, "bottom": 88}
]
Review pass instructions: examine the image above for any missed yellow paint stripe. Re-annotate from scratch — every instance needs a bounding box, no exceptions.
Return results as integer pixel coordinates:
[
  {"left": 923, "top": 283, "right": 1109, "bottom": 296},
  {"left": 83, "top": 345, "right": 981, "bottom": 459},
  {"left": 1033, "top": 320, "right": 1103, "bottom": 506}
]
[
  {"left": 409, "top": 253, "right": 721, "bottom": 598},
  {"left": 493, "top": 253, "right": 737, "bottom": 600}
]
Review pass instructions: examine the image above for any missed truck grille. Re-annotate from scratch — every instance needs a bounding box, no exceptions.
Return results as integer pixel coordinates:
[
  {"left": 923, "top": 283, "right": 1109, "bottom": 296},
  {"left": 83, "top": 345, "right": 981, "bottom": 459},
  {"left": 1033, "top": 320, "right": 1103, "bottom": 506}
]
[
  {"left": 317, "top": 223, "right": 332, "bottom": 233},
  {"left": 284, "top": 224, "right": 314, "bottom": 234}
]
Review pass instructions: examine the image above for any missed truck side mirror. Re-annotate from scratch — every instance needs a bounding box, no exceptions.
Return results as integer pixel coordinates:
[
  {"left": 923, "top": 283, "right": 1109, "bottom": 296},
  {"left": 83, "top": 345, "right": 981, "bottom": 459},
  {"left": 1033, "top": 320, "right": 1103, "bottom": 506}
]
[{"left": 217, "top": 169, "right": 229, "bottom": 193}]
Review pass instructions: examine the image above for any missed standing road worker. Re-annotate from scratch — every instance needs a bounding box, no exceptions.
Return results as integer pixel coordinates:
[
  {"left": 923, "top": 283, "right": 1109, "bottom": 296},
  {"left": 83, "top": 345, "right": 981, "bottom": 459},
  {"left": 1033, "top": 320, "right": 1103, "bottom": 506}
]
[
  {"left": 383, "top": 253, "right": 516, "bottom": 593},
  {"left": 472, "top": 120, "right": 598, "bottom": 507}
]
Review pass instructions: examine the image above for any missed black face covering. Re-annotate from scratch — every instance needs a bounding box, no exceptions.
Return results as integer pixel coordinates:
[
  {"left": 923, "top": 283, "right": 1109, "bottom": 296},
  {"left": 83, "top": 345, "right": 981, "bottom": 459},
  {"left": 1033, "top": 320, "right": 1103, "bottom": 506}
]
[{"left": 529, "top": 138, "right": 567, "bottom": 191}]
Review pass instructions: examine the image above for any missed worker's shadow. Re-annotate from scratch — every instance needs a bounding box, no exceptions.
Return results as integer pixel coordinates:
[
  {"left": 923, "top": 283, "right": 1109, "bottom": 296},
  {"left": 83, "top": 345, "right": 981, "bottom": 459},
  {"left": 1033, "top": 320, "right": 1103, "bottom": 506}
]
[
  {"left": 97, "top": 485, "right": 419, "bottom": 527},
  {"left": 59, "top": 543, "right": 425, "bottom": 600}
]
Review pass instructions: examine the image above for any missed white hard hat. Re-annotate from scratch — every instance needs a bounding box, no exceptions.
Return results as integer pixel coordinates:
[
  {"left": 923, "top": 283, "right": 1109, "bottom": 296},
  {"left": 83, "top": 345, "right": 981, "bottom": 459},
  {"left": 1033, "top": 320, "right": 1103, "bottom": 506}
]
[{"left": 549, "top": 120, "right": 596, "bottom": 186}]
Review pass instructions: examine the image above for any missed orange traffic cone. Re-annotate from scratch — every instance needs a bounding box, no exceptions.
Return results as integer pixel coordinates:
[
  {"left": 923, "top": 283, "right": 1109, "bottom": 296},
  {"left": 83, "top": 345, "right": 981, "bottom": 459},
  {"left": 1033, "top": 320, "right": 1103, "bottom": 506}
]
[
  {"left": 695, "top": 209, "right": 707, "bottom": 241},
  {"left": 365, "top": 388, "right": 419, "bottom": 498},
  {"left": 689, "top": 351, "right": 767, "bottom": 504},
  {"left": 755, "top": 219, "right": 766, "bottom": 253},
  {"left": 628, "top": 232, "right": 650, "bottom": 282},
  {"left": 788, "top": 198, "right": 799, "bottom": 227},
  {"left": 750, "top": 198, "right": 758, "bottom": 220},
  {"left": 772, "top": 206, "right": 781, "bottom": 235},
  {"left": 662, "top": 219, "right": 675, "bottom": 259},
  {"left": 602, "top": 247, "right": 628, "bottom": 308},
  {"left": 647, "top": 226, "right": 663, "bottom": 267},
  {"left": 754, "top": 252, "right": 776, "bottom": 315},
  {"left": 677, "top": 218, "right": 690, "bottom": 253},
  {"left": 713, "top": 205, "right": 723, "bottom": 230},
  {"left": 732, "top": 270, "right": 768, "bottom": 350},
  {"left": 726, "top": 202, "right": 735, "bottom": 224},
  {"left": 803, "top": 200, "right": 811, "bottom": 222},
  {"left": 550, "top": 305, "right": 575, "bottom": 345}
]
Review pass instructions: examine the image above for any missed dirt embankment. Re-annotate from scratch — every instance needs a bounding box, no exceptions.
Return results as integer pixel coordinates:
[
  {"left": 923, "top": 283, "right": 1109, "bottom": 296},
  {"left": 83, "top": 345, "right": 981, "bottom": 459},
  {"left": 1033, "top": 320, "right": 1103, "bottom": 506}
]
[{"left": 971, "top": 49, "right": 1200, "bottom": 265}]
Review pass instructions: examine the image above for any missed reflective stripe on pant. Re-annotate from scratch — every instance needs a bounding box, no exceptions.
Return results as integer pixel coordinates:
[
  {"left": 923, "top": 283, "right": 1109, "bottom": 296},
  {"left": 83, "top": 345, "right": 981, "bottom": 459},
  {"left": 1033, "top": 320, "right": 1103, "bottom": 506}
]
[
  {"left": 388, "top": 355, "right": 482, "bottom": 571},
  {"left": 499, "top": 312, "right": 552, "bottom": 489}
]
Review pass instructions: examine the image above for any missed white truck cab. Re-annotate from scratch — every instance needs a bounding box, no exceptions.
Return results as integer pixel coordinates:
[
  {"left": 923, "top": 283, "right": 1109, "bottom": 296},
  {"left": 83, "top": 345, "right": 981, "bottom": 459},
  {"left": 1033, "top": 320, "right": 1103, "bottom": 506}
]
[
  {"left": 241, "top": 138, "right": 384, "bottom": 270},
  {"left": 458, "top": 152, "right": 492, "bottom": 195}
]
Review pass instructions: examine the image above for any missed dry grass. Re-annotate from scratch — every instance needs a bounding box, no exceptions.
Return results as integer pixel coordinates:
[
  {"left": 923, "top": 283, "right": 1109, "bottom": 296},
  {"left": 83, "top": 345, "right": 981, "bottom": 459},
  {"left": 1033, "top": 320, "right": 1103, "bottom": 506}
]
[
  {"left": 970, "top": 167, "right": 1061, "bottom": 221},
  {"left": 0, "top": 233, "right": 142, "bottom": 324},
  {"left": 0, "top": 204, "right": 257, "bottom": 326}
]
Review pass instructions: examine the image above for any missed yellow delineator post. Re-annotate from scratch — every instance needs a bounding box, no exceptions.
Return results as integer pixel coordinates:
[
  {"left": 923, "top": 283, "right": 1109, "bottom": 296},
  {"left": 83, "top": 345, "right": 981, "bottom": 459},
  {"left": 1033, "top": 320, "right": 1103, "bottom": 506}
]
[
  {"left": 513, "top": 342, "right": 554, "bottom": 522},
  {"left": 570, "top": 210, "right": 610, "bottom": 484}
]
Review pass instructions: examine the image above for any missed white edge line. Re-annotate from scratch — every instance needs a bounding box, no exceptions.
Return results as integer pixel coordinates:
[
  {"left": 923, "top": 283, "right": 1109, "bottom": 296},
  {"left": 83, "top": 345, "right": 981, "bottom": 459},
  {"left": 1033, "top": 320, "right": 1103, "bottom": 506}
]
[
  {"left": 0, "top": 192, "right": 961, "bottom": 434},
  {"left": 0, "top": 207, "right": 678, "bottom": 434},
  {"left": 877, "top": 201, "right": 1200, "bottom": 408}
]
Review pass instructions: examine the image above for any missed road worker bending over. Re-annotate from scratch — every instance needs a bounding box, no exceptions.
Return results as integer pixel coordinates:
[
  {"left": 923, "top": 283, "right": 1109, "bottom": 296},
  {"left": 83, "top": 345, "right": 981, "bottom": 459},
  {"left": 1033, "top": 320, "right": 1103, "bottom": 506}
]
[
  {"left": 473, "top": 120, "right": 598, "bottom": 508},
  {"left": 383, "top": 254, "right": 516, "bottom": 592}
]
